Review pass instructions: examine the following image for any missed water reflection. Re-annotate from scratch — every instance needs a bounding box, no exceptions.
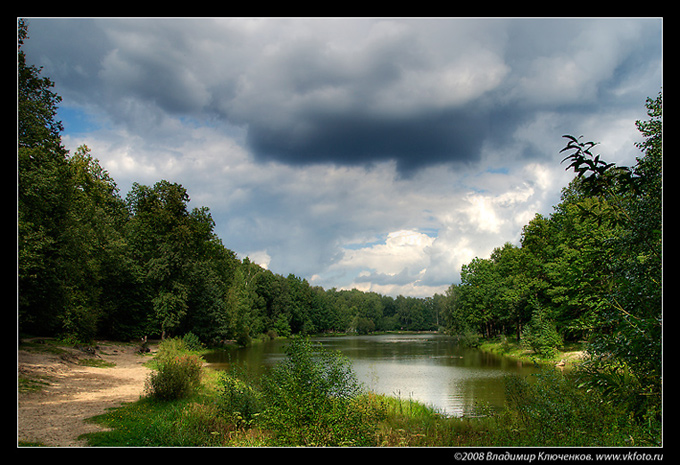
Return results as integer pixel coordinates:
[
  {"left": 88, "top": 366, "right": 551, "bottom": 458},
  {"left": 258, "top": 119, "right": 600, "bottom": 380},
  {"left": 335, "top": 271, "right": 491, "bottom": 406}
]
[{"left": 204, "top": 333, "right": 539, "bottom": 417}]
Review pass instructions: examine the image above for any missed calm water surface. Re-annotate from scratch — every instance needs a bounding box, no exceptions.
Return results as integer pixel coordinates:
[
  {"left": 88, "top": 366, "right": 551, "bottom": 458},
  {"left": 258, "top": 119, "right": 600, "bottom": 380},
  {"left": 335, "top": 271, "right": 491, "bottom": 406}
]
[{"left": 204, "top": 333, "right": 539, "bottom": 417}]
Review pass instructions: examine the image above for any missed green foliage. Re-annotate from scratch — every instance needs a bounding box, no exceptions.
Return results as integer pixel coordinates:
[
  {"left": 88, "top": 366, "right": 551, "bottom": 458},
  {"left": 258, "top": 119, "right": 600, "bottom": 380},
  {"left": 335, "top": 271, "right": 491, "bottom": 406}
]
[
  {"left": 453, "top": 326, "right": 481, "bottom": 348},
  {"left": 145, "top": 353, "right": 203, "bottom": 401},
  {"left": 19, "top": 20, "right": 73, "bottom": 337},
  {"left": 145, "top": 338, "right": 204, "bottom": 401},
  {"left": 216, "top": 366, "right": 264, "bottom": 428},
  {"left": 441, "top": 92, "right": 662, "bottom": 440},
  {"left": 576, "top": 353, "right": 661, "bottom": 442},
  {"left": 558, "top": 93, "right": 662, "bottom": 431},
  {"left": 352, "top": 315, "right": 376, "bottom": 334},
  {"left": 520, "top": 301, "right": 562, "bottom": 358},
  {"left": 83, "top": 397, "right": 236, "bottom": 447},
  {"left": 181, "top": 332, "right": 204, "bottom": 351},
  {"left": 17, "top": 19, "right": 64, "bottom": 151},
  {"left": 500, "top": 370, "right": 650, "bottom": 446},
  {"left": 258, "top": 337, "right": 375, "bottom": 445}
]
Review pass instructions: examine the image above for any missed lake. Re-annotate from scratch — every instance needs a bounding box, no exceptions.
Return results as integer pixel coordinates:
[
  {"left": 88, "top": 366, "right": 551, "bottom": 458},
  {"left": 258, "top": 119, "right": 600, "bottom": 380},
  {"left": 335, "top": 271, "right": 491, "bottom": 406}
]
[{"left": 204, "top": 333, "right": 540, "bottom": 417}]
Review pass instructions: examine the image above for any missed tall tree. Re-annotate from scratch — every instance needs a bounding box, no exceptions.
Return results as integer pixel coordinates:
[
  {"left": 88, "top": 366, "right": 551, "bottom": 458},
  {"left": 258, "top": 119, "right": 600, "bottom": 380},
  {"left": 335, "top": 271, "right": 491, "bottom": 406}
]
[
  {"left": 18, "top": 19, "right": 73, "bottom": 336},
  {"left": 125, "top": 181, "right": 208, "bottom": 338},
  {"left": 555, "top": 93, "right": 662, "bottom": 425}
]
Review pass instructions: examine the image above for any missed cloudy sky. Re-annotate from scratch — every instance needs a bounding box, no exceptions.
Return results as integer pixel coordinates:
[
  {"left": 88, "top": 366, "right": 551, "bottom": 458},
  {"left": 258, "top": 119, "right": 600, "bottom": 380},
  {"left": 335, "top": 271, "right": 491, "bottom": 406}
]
[{"left": 22, "top": 17, "right": 662, "bottom": 297}]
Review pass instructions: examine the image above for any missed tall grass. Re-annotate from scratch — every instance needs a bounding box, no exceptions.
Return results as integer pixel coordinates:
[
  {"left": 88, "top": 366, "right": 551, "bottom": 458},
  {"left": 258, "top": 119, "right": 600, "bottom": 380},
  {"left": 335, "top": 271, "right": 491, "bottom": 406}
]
[{"left": 81, "top": 337, "right": 659, "bottom": 447}]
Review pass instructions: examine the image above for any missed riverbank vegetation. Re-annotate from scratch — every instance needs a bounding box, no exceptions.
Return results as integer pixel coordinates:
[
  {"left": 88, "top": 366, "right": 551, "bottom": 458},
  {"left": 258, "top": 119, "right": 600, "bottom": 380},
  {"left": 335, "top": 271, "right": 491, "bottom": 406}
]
[
  {"left": 82, "top": 337, "right": 656, "bottom": 447},
  {"left": 19, "top": 19, "right": 661, "bottom": 447}
]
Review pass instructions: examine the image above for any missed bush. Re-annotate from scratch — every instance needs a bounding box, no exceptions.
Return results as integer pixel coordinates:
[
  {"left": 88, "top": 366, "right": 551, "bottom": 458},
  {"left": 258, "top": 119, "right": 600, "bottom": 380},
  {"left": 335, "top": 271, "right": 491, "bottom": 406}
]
[
  {"left": 145, "top": 338, "right": 203, "bottom": 401},
  {"left": 155, "top": 336, "right": 190, "bottom": 358},
  {"left": 216, "top": 366, "right": 264, "bottom": 428},
  {"left": 501, "top": 369, "right": 647, "bottom": 446},
  {"left": 353, "top": 316, "right": 375, "bottom": 334},
  {"left": 456, "top": 327, "right": 481, "bottom": 348},
  {"left": 181, "top": 332, "right": 204, "bottom": 351},
  {"left": 173, "top": 402, "right": 234, "bottom": 446},
  {"left": 259, "top": 337, "right": 375, "bottom": 446}
]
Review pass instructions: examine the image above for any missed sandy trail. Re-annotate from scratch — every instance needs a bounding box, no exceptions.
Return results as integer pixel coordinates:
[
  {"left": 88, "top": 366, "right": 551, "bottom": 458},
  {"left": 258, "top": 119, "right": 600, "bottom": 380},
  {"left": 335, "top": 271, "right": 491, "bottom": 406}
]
[{"left": 18, "top": 341, "right": 155, "bottom": 447}]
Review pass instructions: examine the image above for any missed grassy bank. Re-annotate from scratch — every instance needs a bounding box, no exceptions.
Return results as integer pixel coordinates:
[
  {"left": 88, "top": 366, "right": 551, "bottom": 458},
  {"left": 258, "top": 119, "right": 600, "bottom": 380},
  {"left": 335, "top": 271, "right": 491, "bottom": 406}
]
[
  {"left": 477, "top": 336, "right": 586, "bottom": 368},
  {"left": 81, "top": 379, "right": 652, "bottom": 447},
  {"left": 77, "top": 336, "right": 658, "bottom": 447}
]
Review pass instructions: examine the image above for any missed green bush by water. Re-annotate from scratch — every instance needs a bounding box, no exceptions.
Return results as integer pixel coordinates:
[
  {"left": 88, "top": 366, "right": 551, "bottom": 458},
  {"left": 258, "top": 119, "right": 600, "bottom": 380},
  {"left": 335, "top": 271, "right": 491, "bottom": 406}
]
[
  {"left": 497, "top": 369, "right": 657, "bottom": 446},
  {"left": 219, "top": 337, "right": 386, "bottom": 446},
  {"left": 144, "top": 338, "right": 204, "bottom": 401},
  {"left": 82, "top": 337, "right": 660, "bottom": 447}
]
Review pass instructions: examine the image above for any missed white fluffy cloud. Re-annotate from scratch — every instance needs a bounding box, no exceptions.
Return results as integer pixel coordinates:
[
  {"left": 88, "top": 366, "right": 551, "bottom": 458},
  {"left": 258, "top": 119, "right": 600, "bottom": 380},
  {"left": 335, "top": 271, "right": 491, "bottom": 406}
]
[{"left": 336, "top": 229, "right": 435, "bottom": 275}]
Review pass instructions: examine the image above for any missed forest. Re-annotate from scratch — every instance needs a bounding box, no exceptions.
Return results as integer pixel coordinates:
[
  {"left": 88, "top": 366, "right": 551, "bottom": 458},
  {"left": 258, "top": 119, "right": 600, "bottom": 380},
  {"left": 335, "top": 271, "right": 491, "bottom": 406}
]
[{"left": 18, "top": 19, "right": 661, "bottom": 436}]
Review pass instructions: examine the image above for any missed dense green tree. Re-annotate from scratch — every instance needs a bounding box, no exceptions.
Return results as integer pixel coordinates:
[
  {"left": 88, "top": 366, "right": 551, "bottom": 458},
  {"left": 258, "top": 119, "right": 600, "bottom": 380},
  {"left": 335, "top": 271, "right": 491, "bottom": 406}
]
[
  {"left": 18, "top": 19, "right": 72, "bottom": 336},
  {"left": 445, "top": 93, "right": 661, "bottom": 364},
  {"left": 562, "top": 94, "right": 662, "bottom": 425},
  {"left": 18, "top": 19, "right": 63, "bottom": 152},
  {"left": 62, "top": 146, "right": 133, "bottom": 340},
  {"left": 456, "top": 257, "right": 497, "bottom": 337},
  {"left": 18, "top": 22, "right": 133, "bottom": 341},
  {"left": 124, "top": 180, "right": 241, "bottom": 340},
  {"left": 443, "top": 92, "right": 661, "bottom": 436}
]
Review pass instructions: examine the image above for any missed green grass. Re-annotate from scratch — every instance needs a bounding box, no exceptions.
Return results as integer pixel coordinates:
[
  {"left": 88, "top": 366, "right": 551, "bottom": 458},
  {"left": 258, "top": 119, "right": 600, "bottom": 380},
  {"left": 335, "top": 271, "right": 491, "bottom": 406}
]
[
  {"left": 82, "top": 397, "right": 228, "bottom": 447},
  {"left": 79, "top": 377, "right": 656, "bottom": 447},
  {"left": 77, "top": 358, "right": 116, "bottom": 368},
  {"left": 77, "top": 337, "right": 658, "bottom": 447},
  {"left": 478, "top": 337, "right": 585, "bottom": 367}
]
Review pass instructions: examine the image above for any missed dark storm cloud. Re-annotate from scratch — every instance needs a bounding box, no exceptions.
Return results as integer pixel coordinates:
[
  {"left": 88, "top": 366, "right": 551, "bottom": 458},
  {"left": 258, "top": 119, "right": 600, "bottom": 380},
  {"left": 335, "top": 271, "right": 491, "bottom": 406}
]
[
  {"left": 246, "top": 105, "right": 496, "bottom": 173},
  {"left": 23, "top": 17, "right": 661, "bottom": 176}
]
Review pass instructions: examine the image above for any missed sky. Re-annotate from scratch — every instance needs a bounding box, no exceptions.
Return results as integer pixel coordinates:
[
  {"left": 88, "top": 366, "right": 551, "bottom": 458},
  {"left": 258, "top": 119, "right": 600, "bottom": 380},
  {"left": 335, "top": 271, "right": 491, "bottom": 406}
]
[{"left": 21, "top": 17, "right": 662, "bottom": 297}]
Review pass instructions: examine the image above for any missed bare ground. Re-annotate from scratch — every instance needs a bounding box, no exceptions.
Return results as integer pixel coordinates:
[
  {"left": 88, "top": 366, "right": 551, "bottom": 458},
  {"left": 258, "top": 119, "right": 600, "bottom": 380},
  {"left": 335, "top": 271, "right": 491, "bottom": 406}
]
[{"left": 17, "top": 340, "right": 156, "bottom": 447}]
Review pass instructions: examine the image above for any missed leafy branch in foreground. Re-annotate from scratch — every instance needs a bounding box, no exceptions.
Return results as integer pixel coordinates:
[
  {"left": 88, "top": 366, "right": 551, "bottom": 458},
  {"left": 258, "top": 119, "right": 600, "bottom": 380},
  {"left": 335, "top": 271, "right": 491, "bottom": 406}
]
[{"left": 560, "top": 135, "right": 635, "bottom": 195}]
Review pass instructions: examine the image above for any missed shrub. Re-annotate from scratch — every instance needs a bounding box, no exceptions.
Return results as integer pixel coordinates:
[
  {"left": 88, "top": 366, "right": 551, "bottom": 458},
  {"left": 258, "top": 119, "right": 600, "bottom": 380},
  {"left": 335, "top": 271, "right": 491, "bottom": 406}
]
[
  {"left": 145, "top": 338, "right": 203, "bottom": 401},
  {"left": 155, "top": 336, "right": 190, "bottom": 360},
  {"left": 353, "top": 316, "right": 375, "bottom": 334},
  {"left": 501, "top": 369, "right": 646, "bottom": 446},
  {"left": 259, "top": 337, "right": 374, "bottom": 446},
  {"left": 456, "top": 327, "right": 481, "bottom": 348},
  {"left": 181, "top": 332, "right": 204, "bottom": 351},
  {"left": 216, "top": 366, "right": 264, "bottom": 428},
  {"left": 173, "top": 402, "right": 233, "bottom": 446}
]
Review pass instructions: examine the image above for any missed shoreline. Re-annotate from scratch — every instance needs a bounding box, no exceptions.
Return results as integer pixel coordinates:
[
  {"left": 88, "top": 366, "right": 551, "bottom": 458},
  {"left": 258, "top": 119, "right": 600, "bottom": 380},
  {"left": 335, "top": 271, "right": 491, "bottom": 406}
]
[{"left": 477, "top": 337, "right": 586, "bottom": 369}]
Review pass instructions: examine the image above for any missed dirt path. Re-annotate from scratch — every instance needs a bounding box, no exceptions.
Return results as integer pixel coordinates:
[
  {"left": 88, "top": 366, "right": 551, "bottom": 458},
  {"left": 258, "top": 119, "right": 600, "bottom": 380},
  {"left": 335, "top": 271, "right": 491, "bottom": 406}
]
[{"left": 18, "top": 340, "right": 156, "bottom": 447}]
